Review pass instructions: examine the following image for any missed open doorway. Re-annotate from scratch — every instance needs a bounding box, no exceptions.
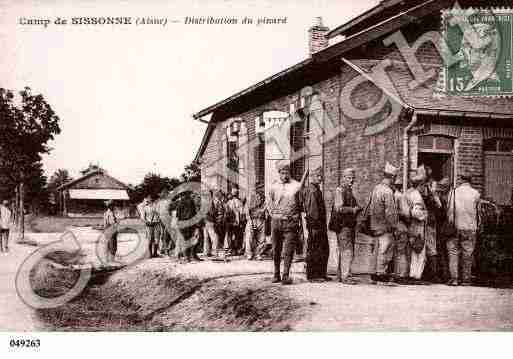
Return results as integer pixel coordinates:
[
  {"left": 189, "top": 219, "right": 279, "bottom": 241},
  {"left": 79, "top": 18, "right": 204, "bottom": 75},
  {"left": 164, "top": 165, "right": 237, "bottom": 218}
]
[
  {"left": 417, "top": 152, "right": 453, "bottom": 182},
  {"left": 417, "top": 135, "right": 455, "bottom": 183}
]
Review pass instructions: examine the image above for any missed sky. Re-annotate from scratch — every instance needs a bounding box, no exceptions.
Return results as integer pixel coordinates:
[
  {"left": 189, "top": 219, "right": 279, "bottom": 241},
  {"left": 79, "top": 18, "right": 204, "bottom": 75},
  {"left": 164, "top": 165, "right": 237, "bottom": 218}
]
[{"left": 0, "top": 0, "right": 378, "bottom": 185}]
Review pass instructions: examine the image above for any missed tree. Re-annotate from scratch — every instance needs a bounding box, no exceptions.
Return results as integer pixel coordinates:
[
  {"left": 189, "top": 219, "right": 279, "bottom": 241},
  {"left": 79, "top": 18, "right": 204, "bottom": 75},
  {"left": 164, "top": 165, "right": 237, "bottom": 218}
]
[
  {"left": 46, "top": 169, "right": 73, "bottom": 214},
  {"left": 80, "top": 163, "right": 104, "bottom": 176},
  {"left": 180, "top": 161, "right": 201, "bottom": 183},
  {"left": 131, "top": 172, "right": 180, "bottom": 204},
  {"left": 48, "top": 169, "right": 73, "bottom": 190},
  {"left": 0, "top": 87, "right": 61, "bottom": 212}
]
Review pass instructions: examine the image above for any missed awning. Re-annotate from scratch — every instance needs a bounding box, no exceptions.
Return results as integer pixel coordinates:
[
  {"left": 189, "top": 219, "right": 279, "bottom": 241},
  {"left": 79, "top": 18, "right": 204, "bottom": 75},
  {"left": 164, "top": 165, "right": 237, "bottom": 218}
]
[{"left": 68, "top": 189, "right": 129, "bottom": 200}]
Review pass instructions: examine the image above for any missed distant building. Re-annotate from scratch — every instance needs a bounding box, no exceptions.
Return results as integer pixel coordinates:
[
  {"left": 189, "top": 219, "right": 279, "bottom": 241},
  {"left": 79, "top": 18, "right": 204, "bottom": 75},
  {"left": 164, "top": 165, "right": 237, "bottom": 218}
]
[{"left": 56, "top": 168, "right": 130, "bottom": 218}]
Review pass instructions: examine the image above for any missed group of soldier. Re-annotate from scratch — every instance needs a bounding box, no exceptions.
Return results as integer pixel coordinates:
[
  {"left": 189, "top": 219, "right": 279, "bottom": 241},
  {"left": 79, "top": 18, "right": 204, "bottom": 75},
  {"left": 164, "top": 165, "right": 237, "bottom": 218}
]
[{"left": 125, "top": 160, "right": 481, "bottom": 287}]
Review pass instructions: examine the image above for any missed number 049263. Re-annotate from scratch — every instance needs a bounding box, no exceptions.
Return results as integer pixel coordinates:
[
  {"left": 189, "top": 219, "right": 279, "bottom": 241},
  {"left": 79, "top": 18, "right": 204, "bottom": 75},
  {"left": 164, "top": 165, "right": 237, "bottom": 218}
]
[{"left": 9, "top": 339, "right": 40, "bottom": 348}]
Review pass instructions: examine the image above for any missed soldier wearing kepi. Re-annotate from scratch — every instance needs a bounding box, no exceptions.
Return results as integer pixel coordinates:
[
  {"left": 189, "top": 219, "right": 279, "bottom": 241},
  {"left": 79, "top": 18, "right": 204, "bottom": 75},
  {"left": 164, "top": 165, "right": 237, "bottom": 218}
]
[
  {"left": 367, "top": 162, "right": 399, "bottom": 283},
  {"left": 303, "top": 166, "right": 330, "bottom": 282},
  {"left": 332, "top": 168, "right": 361, "bottom": 285},
  {"left": 268, "top": 162, "right": 308, "bottom": 285}
]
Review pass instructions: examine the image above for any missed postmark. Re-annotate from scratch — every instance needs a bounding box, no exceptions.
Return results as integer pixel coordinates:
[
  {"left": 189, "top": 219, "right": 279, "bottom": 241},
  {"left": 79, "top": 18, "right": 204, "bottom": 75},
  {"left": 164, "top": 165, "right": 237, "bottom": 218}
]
[{"left": 441, "top": 7, "right": 513, "bottom": 97}]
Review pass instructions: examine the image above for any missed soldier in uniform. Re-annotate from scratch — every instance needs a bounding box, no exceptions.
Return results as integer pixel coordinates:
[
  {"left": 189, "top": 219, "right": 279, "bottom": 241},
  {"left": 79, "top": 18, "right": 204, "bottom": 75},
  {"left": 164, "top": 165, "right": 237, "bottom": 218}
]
[
  {"left": 332, "top": 168, "right": 361, "bottom": 285},
  {"left": 404, "top": 167, "right": 429, "bottom": 282},
  {"left": 244, "top": 191, "right": 269, "bottom": 260},
  {"left": 303, "top": 166, "right": 331, "bottom": 282},
  {"left": 268, "top": 163, "right": 308, "bottom": 285},
  {"left": 392, "top": 176, "right": 411, "bottom": 284},
  {"left": 203, "top": 190, "right": 225, "bottom": 258},
  {"left": 367, "top": 162, "right": 399, "bottom": 283}
]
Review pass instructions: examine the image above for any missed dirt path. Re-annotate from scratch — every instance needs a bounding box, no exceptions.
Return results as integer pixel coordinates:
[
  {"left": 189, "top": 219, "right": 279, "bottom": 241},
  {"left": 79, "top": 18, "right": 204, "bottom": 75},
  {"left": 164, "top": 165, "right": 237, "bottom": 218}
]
[
  {"left": 0, "top": 242, "right": 44, "bottom": 331},
  {"left": 3, "top": 229, "right": 513, "bottom": 331},
  {"left": 285, "top": 280, "right": 513, "bottom": 331}
]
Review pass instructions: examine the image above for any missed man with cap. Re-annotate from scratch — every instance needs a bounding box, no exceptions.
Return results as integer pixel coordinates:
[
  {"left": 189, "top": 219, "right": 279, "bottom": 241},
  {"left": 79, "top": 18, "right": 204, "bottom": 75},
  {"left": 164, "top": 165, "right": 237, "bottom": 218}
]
[
  {"left": 419, "top": 166, "right": 443, "bottom": 283},
  {"left": 303, "top": 166, "right": 330, "bottom": 282},
  {"left": 103, "top": 200, "right": 118, "bottom": 262},
  {"left": 268, "top": 162, "right": 309, "bottom": 285},
  {"left": 175, "top": 192, "right": 202, "bottom": 262},
  {"left": 225, "top": 187, "right": 245, "bottom": 256},
  {"left": 392, "top": 176, "right": 411, "bottom": 284},
  {"left": 366, "top": 162, "right": 399, "bottom": 283},
  {"left": 203, "top": 189, "right": 225, "bottom": 258},
  {"left": 332, "top": 168, "right": 361, "bottom": 284},
  {"left": 142, "top": 194, "right": 161, "bottom": 258},
  {"left": 0, "top": 200, "right": 13, "bottom": 253},
  {"left": 404, "top": 166, "right": 429, "bottom": 282},
  {"left": 435, "top": 177, "right": 452, "bottom": 282},
  {"left": 446, "top": 173, "right": 481, "bottom": 286},
  {"left": 244, "top": 190, "right": 269, "bottom": 260}
]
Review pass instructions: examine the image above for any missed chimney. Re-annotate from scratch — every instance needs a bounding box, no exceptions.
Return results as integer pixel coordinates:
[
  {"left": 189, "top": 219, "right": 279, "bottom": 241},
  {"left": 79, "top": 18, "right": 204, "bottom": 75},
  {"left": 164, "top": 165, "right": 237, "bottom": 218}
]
[{"left": 308, "top": 17, "right": 329, "bottom": 56}]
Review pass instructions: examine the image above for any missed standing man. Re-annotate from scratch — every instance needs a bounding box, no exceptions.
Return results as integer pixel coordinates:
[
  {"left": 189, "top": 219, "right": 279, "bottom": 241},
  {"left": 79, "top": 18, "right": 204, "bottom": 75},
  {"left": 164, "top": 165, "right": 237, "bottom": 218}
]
[
  {"left": 446, "top": 174, "right": 481, "bottom": 286},
  {"left": 175, "top": 193, "right": 202, "bottom": 262},
  {"left": 404, "top": 167, "right": 429, "bottom": 282},
  {"left": 0, "top": 200, "right": 13, "bottom": 254},
  {"left": 137, "top": 196, "right": 149, "bottom": 221},
  {"left": 103, "top": 200, "right": 118, "bottom": 262},
  {"left": 303, "top": 166, "right": 330, "bottom": 282},
  {"left": 436, "top": 177, "right": 452, "bottom": 283},
  {"left": 392, "top": 176, "right": 411, "bottom": 284},
  {"left": 244, "top": 191, "right": 269, "bottom": 260},
  {"left": 225, "top": 188, "right": 245, "bottom": 256},
  {"left": 204, "top": 190, "right": 225, "bottom": 258},
  {"left": 332, "top": 168, "right": 361, "bottom": 284},
  {"left": 420, "top": 166, "right": 442, "bottom": 283},
  {"left": 367, "top": 162, "right": 399, "bottom": 283},
  {"left": 202, "top": 190, "right": 217, "bottom": 257},
  {"left": 156, "top": 189, "right": 172, "bottom": 256},
  {"left": 268, "top": 163, "right": 308, "bottom": 285},
  {"left": 143, "top": 195, "right": 161, "bottom": 258}
]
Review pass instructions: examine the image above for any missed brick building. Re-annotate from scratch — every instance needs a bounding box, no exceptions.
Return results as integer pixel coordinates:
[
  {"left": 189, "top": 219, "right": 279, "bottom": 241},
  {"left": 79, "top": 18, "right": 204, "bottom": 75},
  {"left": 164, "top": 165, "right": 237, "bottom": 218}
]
[{"left": 193, "top": 0, "right": 513, "bottom": 270}]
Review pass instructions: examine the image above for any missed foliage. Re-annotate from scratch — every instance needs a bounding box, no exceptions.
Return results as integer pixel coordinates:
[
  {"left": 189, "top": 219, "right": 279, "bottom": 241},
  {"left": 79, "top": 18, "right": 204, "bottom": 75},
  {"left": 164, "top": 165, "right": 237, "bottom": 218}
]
[
  {"left": 80, "top": 163, "right": 104, "bottom": 176},
  {"left": 131, "top": 161, "right": 200, "bottom": 205},
  {"left": 48, "top": 169, "right": 73, "bottom": 190},
  {"left": 131, "top": 173, "right": 180, "bottom": 204},
  {"left": 180, "top": 161, "right": 201, "bottom": 183},
  {"left": 0, "top": 87, "right": 61, "bottom": 209}
]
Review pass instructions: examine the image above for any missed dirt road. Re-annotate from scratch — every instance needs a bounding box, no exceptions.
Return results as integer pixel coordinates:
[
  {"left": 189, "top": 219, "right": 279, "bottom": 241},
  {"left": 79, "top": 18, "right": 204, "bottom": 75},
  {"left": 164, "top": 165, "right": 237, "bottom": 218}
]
[
  {"left": 2, "top": 230, "right": 513, "bottom": 331},
  {"left": 0, "top": 242, "right": 43, "bottom": 331}
]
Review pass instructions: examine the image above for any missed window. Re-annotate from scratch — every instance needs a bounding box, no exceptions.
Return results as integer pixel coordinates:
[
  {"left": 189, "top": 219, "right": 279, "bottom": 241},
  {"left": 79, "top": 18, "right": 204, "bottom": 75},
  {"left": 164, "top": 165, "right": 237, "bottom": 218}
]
[
  {"left": 418, "top": 135, "right": 454, "bottom": 152},
  {"left": 484, "top": 138, "right": 513, "bottom": 153},
  {"left": 484, "top": 138, "right": 513, "bottom": 205}
]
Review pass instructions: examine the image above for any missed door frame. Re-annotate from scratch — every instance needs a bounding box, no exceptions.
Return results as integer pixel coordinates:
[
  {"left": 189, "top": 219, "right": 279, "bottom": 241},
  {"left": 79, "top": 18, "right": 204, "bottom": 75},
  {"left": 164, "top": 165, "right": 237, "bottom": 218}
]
[{"left": 416, "top": 134, "right": 459, "bottom": 188}]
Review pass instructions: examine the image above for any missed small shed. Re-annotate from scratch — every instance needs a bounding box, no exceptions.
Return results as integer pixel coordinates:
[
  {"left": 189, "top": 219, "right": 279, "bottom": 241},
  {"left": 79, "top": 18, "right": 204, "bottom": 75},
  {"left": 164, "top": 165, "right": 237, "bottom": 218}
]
[{"left": 57, "top": 169, "right": 130, "bottom": 218}]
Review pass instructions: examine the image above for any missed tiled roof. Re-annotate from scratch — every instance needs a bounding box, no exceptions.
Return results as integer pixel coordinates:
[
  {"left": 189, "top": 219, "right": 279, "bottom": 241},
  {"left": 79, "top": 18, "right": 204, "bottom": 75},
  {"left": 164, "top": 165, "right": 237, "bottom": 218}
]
[{"left": 350, "top": 59, "right": 513, "bottom": 116}]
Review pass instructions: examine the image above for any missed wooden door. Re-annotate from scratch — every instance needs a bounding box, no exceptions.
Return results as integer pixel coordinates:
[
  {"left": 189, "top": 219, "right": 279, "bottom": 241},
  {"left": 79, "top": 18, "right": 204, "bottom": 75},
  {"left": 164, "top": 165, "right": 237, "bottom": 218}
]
[{"left": 485, "top": 153, "right": 513, "bottom": 205}]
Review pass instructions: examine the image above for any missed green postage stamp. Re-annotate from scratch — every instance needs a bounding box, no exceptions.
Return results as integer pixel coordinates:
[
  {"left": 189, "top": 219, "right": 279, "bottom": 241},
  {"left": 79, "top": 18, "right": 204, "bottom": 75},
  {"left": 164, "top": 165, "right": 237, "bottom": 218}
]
[{"left": 442, "top": 7, "right": 512, "bottom": 96}]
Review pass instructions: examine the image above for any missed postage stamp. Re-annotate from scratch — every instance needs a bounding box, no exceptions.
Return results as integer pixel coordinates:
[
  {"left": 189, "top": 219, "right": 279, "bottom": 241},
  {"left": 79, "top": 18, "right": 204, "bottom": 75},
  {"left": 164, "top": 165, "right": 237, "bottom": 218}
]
[{"left": 441, "top": 7, "right": 513, "bottom": 96}]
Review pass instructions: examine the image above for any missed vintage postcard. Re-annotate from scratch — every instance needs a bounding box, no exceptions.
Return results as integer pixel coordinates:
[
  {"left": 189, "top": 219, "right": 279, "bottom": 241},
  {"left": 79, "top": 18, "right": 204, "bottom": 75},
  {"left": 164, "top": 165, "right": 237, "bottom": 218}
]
[{"left": 1, "top": 0, "right": 513, "bottom": 354}]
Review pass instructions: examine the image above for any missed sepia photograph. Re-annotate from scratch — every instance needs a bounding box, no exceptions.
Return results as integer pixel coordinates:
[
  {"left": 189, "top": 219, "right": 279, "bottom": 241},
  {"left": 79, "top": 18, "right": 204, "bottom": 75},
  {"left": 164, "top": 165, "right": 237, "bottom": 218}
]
[{"left": 1, "top": 0, "right": 513, "bottom": 349}]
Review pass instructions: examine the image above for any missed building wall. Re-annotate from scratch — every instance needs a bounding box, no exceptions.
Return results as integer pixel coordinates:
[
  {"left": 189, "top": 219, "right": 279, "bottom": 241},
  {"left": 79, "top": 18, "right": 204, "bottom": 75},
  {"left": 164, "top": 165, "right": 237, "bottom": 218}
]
[
  {"left": 198, "top": 9, "right": 512, "bottom": 271},
  {"left": 458, "top": 125, "right": 484, "bottom": 191},
  {"left": 199, "top": 10, "right": 445, "bottom": 200}
]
